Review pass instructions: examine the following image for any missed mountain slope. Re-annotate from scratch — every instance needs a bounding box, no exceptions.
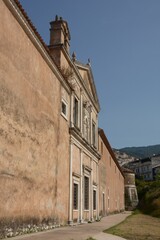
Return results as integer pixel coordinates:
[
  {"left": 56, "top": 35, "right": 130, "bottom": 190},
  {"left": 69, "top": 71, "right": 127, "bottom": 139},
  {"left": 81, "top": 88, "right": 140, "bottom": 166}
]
[
  {"left": 113, "top": 149, "right": 136, "bottom": 166},
  {"left": 119, "top": 144, "right": 160, "bottom": 159}
]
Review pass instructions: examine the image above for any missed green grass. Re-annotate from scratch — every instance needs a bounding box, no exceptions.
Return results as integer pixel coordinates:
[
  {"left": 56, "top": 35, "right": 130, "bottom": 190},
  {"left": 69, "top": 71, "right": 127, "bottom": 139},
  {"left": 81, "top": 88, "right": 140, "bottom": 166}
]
[{"left": 104, "top": 212, "right": 160, "bottom": 240}]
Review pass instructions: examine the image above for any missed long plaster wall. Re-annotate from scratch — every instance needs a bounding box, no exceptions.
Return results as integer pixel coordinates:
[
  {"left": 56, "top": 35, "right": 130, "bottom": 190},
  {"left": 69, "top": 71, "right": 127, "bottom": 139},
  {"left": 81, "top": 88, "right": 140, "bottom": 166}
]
[
  {"left": 0, "top": 0, "right": 70, "bottom": 224},
  {"left": 99, "top": 135, "right": 124, "bottom": 216}
]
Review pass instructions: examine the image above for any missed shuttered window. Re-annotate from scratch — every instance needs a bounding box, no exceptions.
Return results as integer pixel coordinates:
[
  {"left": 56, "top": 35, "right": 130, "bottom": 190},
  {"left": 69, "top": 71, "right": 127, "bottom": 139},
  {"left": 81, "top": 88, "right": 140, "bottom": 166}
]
[
  {"left": 73, "top": 183, "right": 78, "bottom": 209},
  {"left": 84, "top": 176, "right": 89, "bottom": 210},
  {"left": 93, "top": 190, "right": 96, "bottom": 210}
]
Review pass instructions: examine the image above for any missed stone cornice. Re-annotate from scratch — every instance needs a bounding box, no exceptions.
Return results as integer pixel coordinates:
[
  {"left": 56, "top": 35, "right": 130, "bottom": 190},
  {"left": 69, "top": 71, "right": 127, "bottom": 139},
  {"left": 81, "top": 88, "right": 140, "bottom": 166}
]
[
  {"left": 49, "top": 44, "right": 100, "bottom": 113},
  {"left": 70, "top": 127, "right": 101, "bottom": 160},
  {"left": 99, "top": 128, "right": 125, "bottom": 178}
]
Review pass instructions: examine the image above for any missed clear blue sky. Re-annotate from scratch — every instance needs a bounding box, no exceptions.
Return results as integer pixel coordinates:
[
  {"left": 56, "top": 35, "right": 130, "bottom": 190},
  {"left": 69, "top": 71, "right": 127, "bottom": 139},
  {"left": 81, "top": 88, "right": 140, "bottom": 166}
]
[{"left": 19, "top": 0, "right": 160, "bottom": 149}]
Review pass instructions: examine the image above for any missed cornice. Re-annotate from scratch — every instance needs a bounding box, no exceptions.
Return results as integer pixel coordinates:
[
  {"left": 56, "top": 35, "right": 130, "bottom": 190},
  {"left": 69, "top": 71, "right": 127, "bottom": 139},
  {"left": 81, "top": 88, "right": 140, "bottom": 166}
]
[
  {"left": 70, "top": 127, "right": 101, "bottom": 160},
  {"left": 49, "top": 44, "right": 100, "bottom": 112},
  {"left": 75, "top": 61, "right": 100, "bottom": 111},
  {"left": 99, "top": 128, "right": 125, "bottom": 178}
]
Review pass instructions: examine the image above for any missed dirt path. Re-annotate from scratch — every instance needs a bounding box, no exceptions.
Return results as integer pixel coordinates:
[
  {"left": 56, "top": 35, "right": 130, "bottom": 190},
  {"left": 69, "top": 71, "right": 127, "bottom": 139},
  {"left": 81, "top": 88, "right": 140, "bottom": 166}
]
[{"left": 11, "top": 212, "right": 131, "bottom": 240}]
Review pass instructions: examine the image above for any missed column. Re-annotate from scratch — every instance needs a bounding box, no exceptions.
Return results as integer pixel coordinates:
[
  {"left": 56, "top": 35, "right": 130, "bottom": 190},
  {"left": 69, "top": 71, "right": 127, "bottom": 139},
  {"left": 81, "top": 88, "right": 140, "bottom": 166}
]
[
  {"left": 80, "top": 89, "right": 83, "bottom": 134},
  {"left": 70, "top": 92, "right": 74, "bottom": 127},
  {"left": 68, "top": 140, "right": 73, "bottom": 224},
  {"left": 90, "top": 159, "right": 93, "bottom": 221},
  {"left": 96, "top": 162, "right": 99, "bottom": 219},
  {"left": 90, "top": 107, "right": 92, "bottom": 145},
  {"left": 96, "top": 114, "right": 98, "bottom": 149},
  {"left": 79, "top": 149, "right": 83, "bottom": 223}
]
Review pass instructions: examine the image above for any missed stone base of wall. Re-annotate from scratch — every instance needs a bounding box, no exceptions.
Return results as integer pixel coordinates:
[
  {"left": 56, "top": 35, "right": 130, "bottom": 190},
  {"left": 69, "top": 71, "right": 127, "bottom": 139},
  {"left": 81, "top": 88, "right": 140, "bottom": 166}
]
[{"left": 0, "top": 217, "right": 67, "bottom": 239}]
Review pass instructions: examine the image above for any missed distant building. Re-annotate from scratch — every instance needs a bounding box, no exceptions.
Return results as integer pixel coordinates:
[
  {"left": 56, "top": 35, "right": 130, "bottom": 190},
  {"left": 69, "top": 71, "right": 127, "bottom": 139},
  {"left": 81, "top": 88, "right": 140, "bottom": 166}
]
[
  {"left": 126, "top": 154, "right": 160, "bottom": 181},
  {"left": 152, "top": 165, "right": 160, "bottom": 180}
]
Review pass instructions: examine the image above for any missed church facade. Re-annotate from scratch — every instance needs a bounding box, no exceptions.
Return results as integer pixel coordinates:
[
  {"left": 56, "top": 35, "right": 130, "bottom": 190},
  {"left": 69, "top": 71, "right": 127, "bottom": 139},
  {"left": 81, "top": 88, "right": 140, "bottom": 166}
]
[{"left": 0, "top": 0, "right": 124, "bottom": 232}]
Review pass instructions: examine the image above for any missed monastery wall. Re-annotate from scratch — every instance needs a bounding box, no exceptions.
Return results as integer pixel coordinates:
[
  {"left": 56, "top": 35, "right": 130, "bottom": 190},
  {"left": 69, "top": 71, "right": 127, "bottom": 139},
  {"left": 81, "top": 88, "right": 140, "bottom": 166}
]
[
  {"left": 99, "top": 133, "right": 124, "bottom": 216},
  {"left": 0, "top": 0, "right": 70, "bottom": 224}
]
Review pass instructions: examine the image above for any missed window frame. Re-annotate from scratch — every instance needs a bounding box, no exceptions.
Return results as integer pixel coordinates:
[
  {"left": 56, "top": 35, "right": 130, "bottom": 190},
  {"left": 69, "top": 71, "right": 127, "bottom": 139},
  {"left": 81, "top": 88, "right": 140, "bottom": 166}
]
[
  {"left": 73, "top": 183, "right": 79, "bottom": 210},
  {"left": 93, "top": 189, "right": 96, "bottom": 210},
  {"left": 84, "top": 176, "right": 89, "bottom": 210},
  {"left": 61, "top": 98, "right": 68, "bottom": 120},
  {"left": 73, "top": 96, "right": 79, "bottom": 128},
  {"left": 101, "top": 141, "right": 103, "bottom": 154}
]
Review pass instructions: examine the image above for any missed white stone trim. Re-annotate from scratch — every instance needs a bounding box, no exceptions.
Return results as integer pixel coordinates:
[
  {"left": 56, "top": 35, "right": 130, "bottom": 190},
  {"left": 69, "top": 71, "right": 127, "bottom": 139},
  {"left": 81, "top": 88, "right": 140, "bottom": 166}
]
[
  {"left": 70, "top": 135, "right": 99, "bottom": 163},
  {"left": 61, "top": 98, "right": 68, "bottom": 120},
  {"left": 69, "top": 142, "right": 73, "bottom": 224}
]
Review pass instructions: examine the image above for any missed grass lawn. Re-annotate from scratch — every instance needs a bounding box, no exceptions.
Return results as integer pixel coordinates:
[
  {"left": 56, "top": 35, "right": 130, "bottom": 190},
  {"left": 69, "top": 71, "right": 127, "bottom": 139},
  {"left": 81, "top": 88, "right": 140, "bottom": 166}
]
[{"left": 104, "top": 211, "right": 160, "bottom": 240}]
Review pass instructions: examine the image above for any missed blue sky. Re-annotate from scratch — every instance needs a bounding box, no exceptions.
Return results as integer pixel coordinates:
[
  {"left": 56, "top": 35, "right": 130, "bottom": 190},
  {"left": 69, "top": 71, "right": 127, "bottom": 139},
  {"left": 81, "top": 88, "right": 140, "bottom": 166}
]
[{"left": 19, "top": 0, "right": 160, "bottom": 149}]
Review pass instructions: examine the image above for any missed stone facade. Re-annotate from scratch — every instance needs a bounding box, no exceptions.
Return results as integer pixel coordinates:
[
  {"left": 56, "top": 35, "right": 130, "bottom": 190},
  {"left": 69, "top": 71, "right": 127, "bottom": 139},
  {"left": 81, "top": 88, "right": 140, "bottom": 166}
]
[
  {"left": 48, "top": 15, "right": 101, "bottom": 224},
  {"left": 0, "top": 0, "right": 125, "bottom": 237}
]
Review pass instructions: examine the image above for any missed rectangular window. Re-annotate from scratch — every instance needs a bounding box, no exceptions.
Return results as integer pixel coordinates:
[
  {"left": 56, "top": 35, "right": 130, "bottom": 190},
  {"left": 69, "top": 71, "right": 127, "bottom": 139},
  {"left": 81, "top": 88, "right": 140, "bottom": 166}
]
[
  {"left": 84, "top": 176, "right": 89, "bottom": 210},
  {"left": 93, "top": 190, "right": 96, "bottom": 210},
  {"left": 101, "top": 141, "right": 103, "bottom": 154},
  {"left": 108, "top": 198, "right": 110, "bottom": 209},
  {"left": 131, "top": 188, "right": 137, "bottom": 201},
  {"left": 92, "top": 121, "right": 96, "bottom": 146},
  {"left": 61, "top": 99, "right": 68, "bottom": 119},
  {"left": 73, "top": 183, "right": 78, "bottom": 210},
  {"left": 73, "top": 97, "right": 79, "bottom": 127}
]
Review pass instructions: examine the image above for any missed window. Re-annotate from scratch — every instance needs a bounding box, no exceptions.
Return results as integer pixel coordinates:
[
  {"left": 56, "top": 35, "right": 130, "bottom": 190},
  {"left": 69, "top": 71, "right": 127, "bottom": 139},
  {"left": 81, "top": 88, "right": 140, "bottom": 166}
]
[
  {"left": 130, "top": 188, "right": 137, "bottom": 201},
  {"left": 73, "top": 183, "right": 78, "bottom": 209},
  {"left": 73, "top": 97, "right": 79, "bottom": 127},
  {"left": 101, "top": 141, "right": 103, "bottom": 154},
  {"left": 92, "top": 121, "right": 96, "bottom": 146},
  {"left": 93, "top": 190, "right": 96, "bottom": 210},
  {"left": 61, "top": 99, "right": 67, "bottom": 119},
  {"left": 84, "top": 176, "right": 89, "bottom": 210}
]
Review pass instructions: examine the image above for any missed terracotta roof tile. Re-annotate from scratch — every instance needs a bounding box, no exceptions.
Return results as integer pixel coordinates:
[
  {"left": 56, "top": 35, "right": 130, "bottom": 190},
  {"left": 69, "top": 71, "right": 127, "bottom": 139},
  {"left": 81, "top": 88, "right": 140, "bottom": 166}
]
[
  {"left": 14, "top": 0, "right": 49, "bottom": 52},
  {"left": 13, "top": 0, "right": 63, "bottom": 73},
  {"left": 99, "top": 128, "right": 125, "bottom": 177}
]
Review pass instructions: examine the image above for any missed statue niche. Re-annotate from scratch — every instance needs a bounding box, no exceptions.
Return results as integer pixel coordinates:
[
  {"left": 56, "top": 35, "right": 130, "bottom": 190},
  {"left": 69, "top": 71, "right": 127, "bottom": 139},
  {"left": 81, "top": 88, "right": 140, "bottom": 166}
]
[{"left": 83, "top": 101, "right": 91, "bottom": 143}]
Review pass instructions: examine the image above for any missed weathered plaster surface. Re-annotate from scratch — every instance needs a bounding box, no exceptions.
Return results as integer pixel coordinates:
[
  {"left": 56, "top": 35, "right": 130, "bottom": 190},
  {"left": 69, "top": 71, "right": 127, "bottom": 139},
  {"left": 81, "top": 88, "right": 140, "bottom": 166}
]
[{"left": 0, "top": 0, "right": 69, "bottom": 224}]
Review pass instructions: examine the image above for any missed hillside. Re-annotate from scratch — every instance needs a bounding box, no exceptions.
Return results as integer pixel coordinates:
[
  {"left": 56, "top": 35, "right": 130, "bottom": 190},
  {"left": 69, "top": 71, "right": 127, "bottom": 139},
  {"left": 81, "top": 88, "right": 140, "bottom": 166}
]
[
  {"left": 113, "top": 149, "right": 136, "bottom": 166},
  {"left": 118, "top": 144, "right": 160, "bottom": 159}
]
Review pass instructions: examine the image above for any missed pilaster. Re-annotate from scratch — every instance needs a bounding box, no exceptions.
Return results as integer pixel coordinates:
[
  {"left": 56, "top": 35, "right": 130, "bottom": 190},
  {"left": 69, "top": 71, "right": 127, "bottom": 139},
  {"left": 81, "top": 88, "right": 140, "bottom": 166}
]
[
  {"left": 68, "top": 141, "right": 73, "bottom": 224},
  {"left": 79, "top": 149, "right": 83, "bottom": 223}
]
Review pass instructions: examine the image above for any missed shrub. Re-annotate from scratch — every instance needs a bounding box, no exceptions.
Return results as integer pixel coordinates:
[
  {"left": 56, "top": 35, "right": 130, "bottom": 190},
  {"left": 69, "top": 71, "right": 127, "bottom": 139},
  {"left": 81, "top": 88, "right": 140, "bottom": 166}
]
[{"left": 136, "top": 178, "right": 160, "bottom": 218}]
